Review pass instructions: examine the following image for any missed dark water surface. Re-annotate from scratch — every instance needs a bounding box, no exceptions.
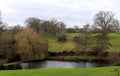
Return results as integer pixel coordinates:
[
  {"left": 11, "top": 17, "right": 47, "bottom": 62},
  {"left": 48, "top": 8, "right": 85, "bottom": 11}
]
[{"left": 20, "top": 60, "right": 107, "bottom": 69}]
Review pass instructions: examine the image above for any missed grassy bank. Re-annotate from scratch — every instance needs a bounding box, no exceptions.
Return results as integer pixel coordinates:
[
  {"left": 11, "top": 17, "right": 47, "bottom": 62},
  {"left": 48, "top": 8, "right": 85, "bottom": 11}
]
[
  {"left": 45, "top": 33, "right": 120, "bottom": 52},
  {"left": 47, "top": 55, "right": 102, "bottom": 62},
  {"left": 0, "top": 66, "right": 119, "bottom": 76}
]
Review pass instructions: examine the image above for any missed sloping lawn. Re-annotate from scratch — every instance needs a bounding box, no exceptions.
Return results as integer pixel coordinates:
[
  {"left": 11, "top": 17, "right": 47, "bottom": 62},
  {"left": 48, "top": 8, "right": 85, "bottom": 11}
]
[
  {"left": 109, "top": 33, "right": 120, "bottom": 51},
  {"left": 46, "top": 33, "right": 120, "bottom": 52}
]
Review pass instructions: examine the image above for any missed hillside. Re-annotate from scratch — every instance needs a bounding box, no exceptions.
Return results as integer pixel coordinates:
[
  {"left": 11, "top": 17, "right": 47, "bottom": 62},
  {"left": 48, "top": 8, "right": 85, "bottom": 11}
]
[{"left": 45, "top": 33, "right": 120, "bottom": 52}]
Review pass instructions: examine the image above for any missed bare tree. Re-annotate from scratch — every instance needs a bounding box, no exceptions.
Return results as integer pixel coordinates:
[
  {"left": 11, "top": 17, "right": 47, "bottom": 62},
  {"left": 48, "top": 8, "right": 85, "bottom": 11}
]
[
  {"left": 25, "top": 17, "right": 42, "bottom": 33},
  {"left": 73, "top": 24, "right": 92, "bottom": 60},
  {"left": 93, "top": 11, "right": 117, "bottom": 60},
  {"left": 93, "top": 11, "right": 119, "bottom": 33},
  {"left": 81, "top": 24, "right": 92, "bottom": 60},
  {"left": 0, "top": 11, "right": 6, "bottom": 33},
  {"left": 74, "top": 25, "right": 80, "bottom": 33},
  {"left": 113, "top": 19, "right": 120, "bottom": 33},
  {"left": 0, "top": 10, "right": 2, "bottom": 25},
  {"left": 94, "top": 32, "right": 111, "bottom": 60},
  {"left": 56, "top": 22, "right": 67, "bottom": 42},
  {"left": 25, "top": 17, "right": 67, "bottom": 41}
]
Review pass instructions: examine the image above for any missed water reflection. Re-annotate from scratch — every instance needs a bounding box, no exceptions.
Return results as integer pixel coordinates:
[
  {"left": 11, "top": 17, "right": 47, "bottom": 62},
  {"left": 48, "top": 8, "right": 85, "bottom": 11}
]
[{"left": 20, "top": 60, "right": 107, "bottom": 69}]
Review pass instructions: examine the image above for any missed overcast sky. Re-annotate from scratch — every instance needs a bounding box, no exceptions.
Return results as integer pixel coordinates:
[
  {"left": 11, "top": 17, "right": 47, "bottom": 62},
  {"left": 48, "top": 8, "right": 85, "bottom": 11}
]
[{"left": 0, "top": 0, "right": 120, "bottom": 27}]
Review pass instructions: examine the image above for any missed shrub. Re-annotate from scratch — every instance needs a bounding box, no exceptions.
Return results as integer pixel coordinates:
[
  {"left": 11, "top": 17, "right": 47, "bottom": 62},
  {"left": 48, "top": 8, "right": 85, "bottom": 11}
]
[{"left": 108, "top": 51, "right": 120, "bottom": 65}]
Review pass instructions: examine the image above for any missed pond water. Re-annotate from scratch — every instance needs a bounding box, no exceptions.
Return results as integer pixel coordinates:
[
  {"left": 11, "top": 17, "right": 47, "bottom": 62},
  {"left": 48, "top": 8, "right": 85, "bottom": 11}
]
[{"left": 20, "top": 60, "right": 107, "bottom": 69}]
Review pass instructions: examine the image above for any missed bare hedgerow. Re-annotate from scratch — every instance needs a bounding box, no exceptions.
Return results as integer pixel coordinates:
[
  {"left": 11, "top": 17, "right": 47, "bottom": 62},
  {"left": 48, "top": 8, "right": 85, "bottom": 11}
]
[{"left": 108, "top": 51, "right": 120, "bottom": 65}]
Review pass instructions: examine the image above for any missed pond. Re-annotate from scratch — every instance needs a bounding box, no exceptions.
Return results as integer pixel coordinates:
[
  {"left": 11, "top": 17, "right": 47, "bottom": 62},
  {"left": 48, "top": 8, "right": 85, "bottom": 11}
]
[{"left": 20, "top": 60, "right": 107, "bottom": 69}]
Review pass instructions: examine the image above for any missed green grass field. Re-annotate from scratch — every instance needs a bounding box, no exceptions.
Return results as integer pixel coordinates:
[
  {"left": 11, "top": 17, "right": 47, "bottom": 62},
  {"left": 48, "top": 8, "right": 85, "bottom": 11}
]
[
  {"left": 46, "top": 33, "right": 120, "bottom": 52},
  {"left": 109, "top": 33, "right": 120, "bottom": 51},
  {"left": 45, "top": 33, "right": 78, "bottom": 52},
  {"left": 0, "top": 66, "right": 119, "bottom": 76}
]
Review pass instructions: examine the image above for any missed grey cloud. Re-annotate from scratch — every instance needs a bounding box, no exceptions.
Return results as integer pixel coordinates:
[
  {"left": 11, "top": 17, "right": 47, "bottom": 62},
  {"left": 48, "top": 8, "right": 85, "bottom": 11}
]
[{"left": 1, "top": 0, "right": 120, "bottom": 27}]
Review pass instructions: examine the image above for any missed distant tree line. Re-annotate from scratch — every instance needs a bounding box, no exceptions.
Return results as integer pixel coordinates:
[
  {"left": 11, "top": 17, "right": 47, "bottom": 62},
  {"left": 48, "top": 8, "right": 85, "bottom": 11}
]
[
  {"left": 0, "top": 16, "right": 68, "bottom": 64},
  {"left": 25, "top": 18, "right": 67, "bottom": 42}
]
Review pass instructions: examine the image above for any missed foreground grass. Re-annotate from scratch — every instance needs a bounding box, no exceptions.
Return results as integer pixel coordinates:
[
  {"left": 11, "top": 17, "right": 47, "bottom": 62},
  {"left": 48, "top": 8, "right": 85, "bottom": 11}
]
[
  {"left": 0, "top": 66, "right": 119, "bottom": 76},
  {"left": 46, "top": 33, "right": 120, "bottom": 52}
]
